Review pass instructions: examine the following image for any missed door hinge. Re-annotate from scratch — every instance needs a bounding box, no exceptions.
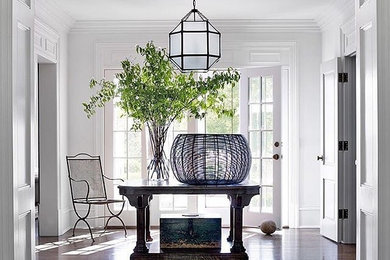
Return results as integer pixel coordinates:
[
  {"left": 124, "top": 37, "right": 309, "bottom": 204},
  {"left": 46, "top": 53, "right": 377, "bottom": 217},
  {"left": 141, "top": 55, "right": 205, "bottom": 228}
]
[
  {"left": 338, "top": 209, "right": 349, "bottom": 219},
  {"left": 338, "top": 141, "right": 349, "bottom": 151},
  {"left": 338, "top": 73, "right": 349, "bottom": 83}
]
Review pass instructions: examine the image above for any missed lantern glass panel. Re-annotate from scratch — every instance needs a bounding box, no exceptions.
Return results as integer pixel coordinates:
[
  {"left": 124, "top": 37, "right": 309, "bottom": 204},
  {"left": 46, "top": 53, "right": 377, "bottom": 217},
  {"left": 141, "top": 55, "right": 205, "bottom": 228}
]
[
  {"left": 183, "top": 21, "right": 207, "bottom": 31},
  {"left": 209, "top": 23, "right": 218, "bottom": 33},
  {"left": 209, "top": 56, "right": 218, "bottom": 67},
  {"left": 183, "top": 32, "right": 207, "bottom": 54},
  {"left": 172, "top": 23, "right": 181, "bottom": 33},
  {"left": 184, "top": 56, "right": 207, "bottom": 70},
  {"left": 170, "top": 33, "right": 181, "bottom": 56},
  {"left": 209, "top": 33, "right": 220, "bottom": 56},
  {"left": 172, "top": 57, "right": 182, "bottom": 68}
]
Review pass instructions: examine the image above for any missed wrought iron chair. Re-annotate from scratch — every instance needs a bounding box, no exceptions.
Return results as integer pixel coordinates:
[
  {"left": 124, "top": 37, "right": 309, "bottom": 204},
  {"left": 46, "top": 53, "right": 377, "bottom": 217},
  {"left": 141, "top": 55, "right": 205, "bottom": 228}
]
[{"left": 66, "top": 153, "right": 127, "bottom": 242}]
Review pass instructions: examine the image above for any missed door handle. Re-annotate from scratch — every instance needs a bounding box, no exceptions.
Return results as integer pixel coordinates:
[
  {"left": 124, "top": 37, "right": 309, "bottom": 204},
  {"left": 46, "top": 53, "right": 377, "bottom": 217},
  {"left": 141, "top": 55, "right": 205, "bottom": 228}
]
[
  {"left": 317, "top": 155, "right": 324, "bottom": 161},
  {"left": 273, "top": 154, "right": 280, "bottom": 160}
]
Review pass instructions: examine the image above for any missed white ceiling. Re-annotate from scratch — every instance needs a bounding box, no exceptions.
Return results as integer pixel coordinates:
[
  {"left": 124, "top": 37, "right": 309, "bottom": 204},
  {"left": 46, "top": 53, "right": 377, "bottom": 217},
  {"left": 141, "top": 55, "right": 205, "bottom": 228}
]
[{"left": 51, "top": 0, "right": 336, "bottom": 21}]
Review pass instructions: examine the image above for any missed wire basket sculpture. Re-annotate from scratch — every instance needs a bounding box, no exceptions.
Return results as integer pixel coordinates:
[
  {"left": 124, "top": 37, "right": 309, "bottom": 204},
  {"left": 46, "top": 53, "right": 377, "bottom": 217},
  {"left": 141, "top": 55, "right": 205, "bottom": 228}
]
[{"left": 170, "top": 134, "right": 252, "bottom": 185}]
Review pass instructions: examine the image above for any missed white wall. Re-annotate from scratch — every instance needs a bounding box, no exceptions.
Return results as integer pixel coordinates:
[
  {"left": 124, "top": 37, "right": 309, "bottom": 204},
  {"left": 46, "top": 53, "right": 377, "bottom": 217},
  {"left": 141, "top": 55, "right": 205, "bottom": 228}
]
[
  {"left": 35, "top": 0, "right": 74, "bottom": 235},
  {"left": 67, "top": 21, "right": 322, "bottom": 228}
]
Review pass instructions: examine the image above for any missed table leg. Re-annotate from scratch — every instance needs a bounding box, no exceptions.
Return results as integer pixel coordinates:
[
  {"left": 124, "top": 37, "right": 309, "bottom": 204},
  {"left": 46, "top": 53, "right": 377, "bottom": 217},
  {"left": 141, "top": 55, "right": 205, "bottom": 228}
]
[
  {"left": 135, "top": 206, "right": 148, "bottom": 253},
  {"left": 146, "top": 205, "right": 153, "bottom": 242},
  {"left": 230, "top": 206, "right": 245, "bottom": 253},
  {"left": 125, "top": 194, "right": 151, "bottom": 254},
  {"left": 227, "top": 204, "right": 234, "bottom": 242}
]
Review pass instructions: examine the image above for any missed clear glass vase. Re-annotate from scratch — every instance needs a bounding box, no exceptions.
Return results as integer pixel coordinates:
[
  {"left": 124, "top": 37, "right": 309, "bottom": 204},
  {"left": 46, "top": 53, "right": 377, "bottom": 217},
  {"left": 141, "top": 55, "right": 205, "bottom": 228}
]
[{"left": 147, "top": 123, "right": 170, "bottom": 181}]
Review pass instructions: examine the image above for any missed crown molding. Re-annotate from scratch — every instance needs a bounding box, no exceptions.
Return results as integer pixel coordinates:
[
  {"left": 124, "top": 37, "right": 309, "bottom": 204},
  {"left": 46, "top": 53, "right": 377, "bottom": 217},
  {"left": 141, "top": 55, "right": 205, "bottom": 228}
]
[
  {"left": 36, "top": 0, "right": 75, "bottom": 33},
  {"left": 70, "top": 19, "right": 321, "bottom": 34},
  {"left": 316, "top": 0, "right": 355, "bottom": 31}
]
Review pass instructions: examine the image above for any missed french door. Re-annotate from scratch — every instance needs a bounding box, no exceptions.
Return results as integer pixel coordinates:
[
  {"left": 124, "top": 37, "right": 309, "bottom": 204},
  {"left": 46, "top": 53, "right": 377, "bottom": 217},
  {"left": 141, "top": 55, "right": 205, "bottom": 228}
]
[
  {"left": 103, "top": 67, "right": 283, "bottom": 227},
  {"left": 240, "top": 67, "right": 282, "bottom": 227}
]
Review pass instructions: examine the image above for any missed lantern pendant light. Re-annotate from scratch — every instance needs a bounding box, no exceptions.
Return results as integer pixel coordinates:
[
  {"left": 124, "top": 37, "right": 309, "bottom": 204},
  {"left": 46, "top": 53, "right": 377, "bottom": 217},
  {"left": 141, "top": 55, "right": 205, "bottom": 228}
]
[{"left": 168, "top": 0, "right": 221, "bottom": 72}]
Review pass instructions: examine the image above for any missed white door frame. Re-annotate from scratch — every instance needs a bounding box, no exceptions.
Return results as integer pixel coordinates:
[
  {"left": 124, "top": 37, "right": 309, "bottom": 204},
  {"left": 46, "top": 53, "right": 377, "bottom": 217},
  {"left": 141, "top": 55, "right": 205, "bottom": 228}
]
[
  {"left": 0, "top": 0, "right": 36, "bottom": 259},
  {"left": 356, "top": 0, "right": 379, "bottom": 258}
]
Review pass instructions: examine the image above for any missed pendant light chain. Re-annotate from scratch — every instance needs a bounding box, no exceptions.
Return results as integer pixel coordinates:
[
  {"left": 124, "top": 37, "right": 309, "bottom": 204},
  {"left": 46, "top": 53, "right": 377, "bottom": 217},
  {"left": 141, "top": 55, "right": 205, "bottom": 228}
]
[{"left": 193, "top": 0, "right": 196, "bottom": 20}]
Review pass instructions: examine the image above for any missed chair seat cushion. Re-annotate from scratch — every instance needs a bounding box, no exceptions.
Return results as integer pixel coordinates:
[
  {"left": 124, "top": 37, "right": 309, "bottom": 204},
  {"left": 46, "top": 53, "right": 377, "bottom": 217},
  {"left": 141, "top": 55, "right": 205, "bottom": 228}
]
[{"left": 74, "top": 198, "right": 125, "bottom": 204}]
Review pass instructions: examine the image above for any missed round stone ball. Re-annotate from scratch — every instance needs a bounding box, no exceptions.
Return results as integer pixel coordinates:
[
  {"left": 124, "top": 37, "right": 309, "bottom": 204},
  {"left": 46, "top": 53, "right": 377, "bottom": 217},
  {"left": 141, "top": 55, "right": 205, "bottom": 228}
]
[{"left": 260, "top": 220, "right": 277, "bottom": 235}]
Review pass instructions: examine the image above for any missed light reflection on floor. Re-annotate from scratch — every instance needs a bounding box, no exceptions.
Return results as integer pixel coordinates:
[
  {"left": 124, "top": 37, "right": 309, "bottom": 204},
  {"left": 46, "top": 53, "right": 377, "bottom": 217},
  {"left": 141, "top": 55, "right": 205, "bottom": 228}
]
[
  {"left": 36, "top": 231, "right": 120, "bottom": 253},
  {"left": 36, "top": 228, "right": 356, "bottom": 260}
]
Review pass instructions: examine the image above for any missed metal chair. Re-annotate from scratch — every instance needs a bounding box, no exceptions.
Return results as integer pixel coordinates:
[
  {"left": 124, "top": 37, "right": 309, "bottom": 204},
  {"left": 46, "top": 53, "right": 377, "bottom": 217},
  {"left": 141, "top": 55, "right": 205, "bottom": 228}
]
[{"left": 66, "top": 153, "right": 127, "bottom": 242}]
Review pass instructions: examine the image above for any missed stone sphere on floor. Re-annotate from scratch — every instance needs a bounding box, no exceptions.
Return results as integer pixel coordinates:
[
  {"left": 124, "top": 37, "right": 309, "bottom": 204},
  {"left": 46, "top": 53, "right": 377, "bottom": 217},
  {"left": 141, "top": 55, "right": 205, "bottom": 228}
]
[{"left": 260, "top": 220, "right": 277, "bottom": 235}]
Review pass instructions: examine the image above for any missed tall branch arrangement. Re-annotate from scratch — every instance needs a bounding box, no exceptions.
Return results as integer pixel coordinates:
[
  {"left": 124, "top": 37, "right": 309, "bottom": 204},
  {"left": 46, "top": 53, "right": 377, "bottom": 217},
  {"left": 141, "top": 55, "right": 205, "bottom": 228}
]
[{"left": 83, "top": 42, "right": 240, "bottom": 180}]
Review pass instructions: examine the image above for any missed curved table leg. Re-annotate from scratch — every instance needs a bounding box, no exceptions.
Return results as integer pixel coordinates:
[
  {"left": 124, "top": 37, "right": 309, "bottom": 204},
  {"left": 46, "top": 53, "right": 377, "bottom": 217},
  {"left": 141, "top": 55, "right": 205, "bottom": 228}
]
[
  {"left": 125, "top": 194, "right": 152, "bottom": 253},
  {"left": 229, "top": 194, "right": 256, "bottom": 253}
]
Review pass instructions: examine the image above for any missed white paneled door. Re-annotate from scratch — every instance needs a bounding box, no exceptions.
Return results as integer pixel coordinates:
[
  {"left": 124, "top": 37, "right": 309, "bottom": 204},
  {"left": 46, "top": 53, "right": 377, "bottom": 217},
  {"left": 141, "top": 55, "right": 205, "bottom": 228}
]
[
  {"left": 319, "top": 58, "right": 342, "bottom": 242},
  {"left": 14, "top": 0, "right": 36, "bottom": 259},
  {"left": 356, "top": 0, "right": 378, "bottom": 258},
  {"left": 240, "top": 67, "right": 282, "bottom": 227}
]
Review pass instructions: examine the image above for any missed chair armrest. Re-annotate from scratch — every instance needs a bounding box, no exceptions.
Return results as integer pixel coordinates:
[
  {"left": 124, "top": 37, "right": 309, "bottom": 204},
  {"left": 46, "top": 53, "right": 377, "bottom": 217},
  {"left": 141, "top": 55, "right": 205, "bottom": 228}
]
[
  {"left": 70, "top": 177, "right": 90, "bottom": 201},
  {"left": 103, "top": 175, "right": 124, "bottom": 182}
]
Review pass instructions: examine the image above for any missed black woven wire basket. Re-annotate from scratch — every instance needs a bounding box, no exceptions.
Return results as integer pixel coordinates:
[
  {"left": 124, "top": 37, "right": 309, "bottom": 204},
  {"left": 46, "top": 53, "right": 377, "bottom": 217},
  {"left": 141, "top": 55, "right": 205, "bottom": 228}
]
[{"left": 170, "top": 134, "right": 252, "bottom": 185}]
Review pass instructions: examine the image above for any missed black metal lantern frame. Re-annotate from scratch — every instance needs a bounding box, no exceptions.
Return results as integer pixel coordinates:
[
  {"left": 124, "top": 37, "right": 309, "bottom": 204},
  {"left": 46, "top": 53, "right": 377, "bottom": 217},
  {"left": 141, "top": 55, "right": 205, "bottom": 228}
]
[{"left": 169, "top": 0, "right": 221, "bottom": 72}]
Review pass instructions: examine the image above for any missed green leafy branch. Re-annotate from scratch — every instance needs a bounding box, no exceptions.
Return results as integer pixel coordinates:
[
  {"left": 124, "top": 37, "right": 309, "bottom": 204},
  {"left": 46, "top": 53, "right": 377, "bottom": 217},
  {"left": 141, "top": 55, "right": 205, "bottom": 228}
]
[{"left": 83, "top": 41, "right": 240, "bottom": 131}]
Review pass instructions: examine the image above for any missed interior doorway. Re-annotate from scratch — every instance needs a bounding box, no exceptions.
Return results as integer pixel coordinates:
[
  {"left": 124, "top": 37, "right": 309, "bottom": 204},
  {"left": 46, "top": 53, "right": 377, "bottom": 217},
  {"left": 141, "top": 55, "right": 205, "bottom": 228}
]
[{"left": 36, "top": 56, "right": 59, "bottom": 236}]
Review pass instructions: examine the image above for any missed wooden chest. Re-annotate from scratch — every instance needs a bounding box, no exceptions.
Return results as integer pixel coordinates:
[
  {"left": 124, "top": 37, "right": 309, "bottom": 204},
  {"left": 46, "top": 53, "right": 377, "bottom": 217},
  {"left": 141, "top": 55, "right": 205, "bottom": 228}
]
[{"left": 160, "top": 214, "right": 221, "bottom": 251}]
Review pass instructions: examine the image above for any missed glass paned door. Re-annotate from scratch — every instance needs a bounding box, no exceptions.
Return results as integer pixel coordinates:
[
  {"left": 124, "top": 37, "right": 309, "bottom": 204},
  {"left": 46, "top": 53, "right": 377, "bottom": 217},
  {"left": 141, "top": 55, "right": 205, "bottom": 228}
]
[{"left": 240, "top": 67, "right": 282, "bottom": 227}]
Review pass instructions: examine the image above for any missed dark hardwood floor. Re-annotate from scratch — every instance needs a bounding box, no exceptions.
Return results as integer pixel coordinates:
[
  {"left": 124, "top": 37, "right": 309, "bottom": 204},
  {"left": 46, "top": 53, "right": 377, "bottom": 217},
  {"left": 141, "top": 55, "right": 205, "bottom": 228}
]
[{"left": 36, "top": 228, "right": 355, "bottom": 260}]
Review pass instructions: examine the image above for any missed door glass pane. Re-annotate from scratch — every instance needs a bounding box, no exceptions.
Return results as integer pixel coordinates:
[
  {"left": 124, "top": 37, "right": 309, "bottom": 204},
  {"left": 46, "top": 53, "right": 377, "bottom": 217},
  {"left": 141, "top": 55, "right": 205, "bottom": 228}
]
[
  {"left": 250, "top": 158, "right": 260, "bottom": 184},
  {"left": 205, "top": 195, "right": 230, "bottom": 208},
  {"left": 249, "top": 77, "right": 261, "bottom": 103},
  {"left": 261, "top": 104, "right": 273, "bottom": 130},
  {"left": 174, "top": 195, "right": 188, "bottom": 209},
  {"left": 128, "top": 159, "right": 142, "bottom": 180},
  {"left": 261, "top": 131, "right": 273, "bottom": 158},
  {"left": 113, "top": 132, "right": 127, "bottom": 157},
  {"left": 250, "top": 195, "right": 260, "bottom": 211},
  {"left": 113, "top": 106, "right": 127, "bottom": 131},
  {"left": 261, "top": 159, "right": 273, "bottom": 186},
  {"left": 261, "top": 76, "right": 273, "bottom": 102},
  {"left": 159, "top": 195, "right": 174, "bottom": 211},
  {"left": 113, "top": 158, "right": 128, "bottom": 181},
  {"left": 249, "top": 104, "right": 260, "bottom": 130},
  {"left": 128, "top": 132, "right": 142, "bottom": 157},
  {"left": 249, "top": 131, "right": 260, "bottom": 157},
  {"left": 261, "top": 186, "right": 273, "bottom": 213}
]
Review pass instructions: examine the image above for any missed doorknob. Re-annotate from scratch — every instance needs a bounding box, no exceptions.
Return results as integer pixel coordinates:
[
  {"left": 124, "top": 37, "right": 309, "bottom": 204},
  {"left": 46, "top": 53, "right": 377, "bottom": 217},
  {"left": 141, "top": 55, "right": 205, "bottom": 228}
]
[
  {"left": 317, "top": 155, "right": 324, "bottom": 161},
  {"left": 273, "top": 154, "right": 280, "bottom": 160}
]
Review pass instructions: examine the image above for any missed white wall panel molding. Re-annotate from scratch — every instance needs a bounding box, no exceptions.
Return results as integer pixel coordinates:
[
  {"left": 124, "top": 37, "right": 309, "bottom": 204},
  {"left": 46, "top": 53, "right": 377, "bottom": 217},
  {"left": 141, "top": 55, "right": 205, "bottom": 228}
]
[
  {"left": 341, "top": 16, "right": 357, "bottom": 56},
  {"left": 70, "top": 19, "right": 320, "bottom": 34},
  {"left": 34, "top": 19, "right": 59, "bottom": 62}
]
